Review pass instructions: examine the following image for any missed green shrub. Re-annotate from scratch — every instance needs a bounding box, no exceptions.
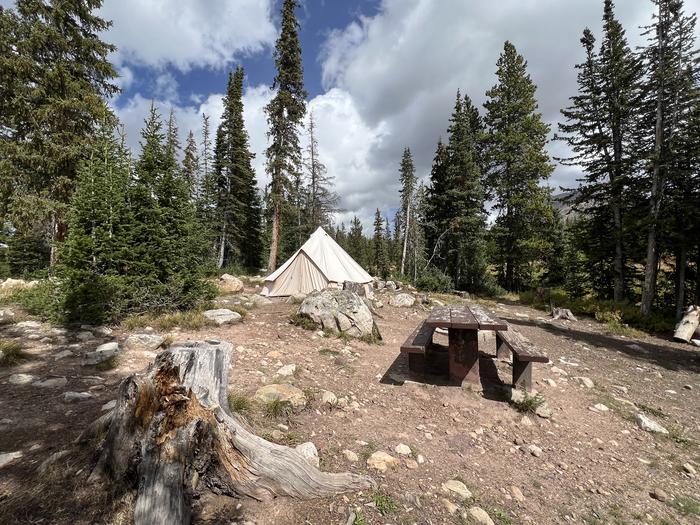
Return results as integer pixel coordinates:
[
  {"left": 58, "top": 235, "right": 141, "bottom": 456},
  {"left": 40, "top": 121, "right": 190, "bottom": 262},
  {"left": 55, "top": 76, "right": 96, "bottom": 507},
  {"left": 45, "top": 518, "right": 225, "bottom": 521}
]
[
  {"left": 290, "top": 313, "right": 318, "bottom": 331},
  {"left": 94, "top": 355, "right": 119, "bottom": 371},
  {"left": 121, "top": 308, "right": 217, "bottom": 331},
  {"left": 264, "top": 399, "right": 293, "bottom": 419},
  {"left": 415, "top": 267, "right": 454, "bottom": 293},
  {"left": 510, "top": 392, "right": 545, "bottom": 414},
  {"left": 12, "top": 281, "right": 62, "bottom": 322},
  {"left": 228, "top": 392, "right": 252, "bottom": 413},
  {"left": 0, "top": 340, "right": 29, "bottom": 366},
  {"left": 371, "top": 491, "right": 399, "bottom": 515}
]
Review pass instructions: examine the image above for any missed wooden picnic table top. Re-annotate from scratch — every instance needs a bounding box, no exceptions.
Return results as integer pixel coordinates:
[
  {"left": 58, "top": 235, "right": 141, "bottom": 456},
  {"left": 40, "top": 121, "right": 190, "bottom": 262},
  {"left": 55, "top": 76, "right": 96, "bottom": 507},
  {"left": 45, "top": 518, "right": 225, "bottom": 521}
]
[{"left": 425, "top": 304, "right": 508, "bottom": 331}]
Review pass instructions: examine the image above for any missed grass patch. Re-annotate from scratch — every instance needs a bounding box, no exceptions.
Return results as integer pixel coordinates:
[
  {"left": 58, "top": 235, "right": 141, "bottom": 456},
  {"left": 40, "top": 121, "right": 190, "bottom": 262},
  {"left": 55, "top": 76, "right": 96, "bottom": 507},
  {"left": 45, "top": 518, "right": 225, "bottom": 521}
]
[
  {"left": 228, "top": 392, "right": 252, "bottom": 413},
  {"left": 121, "top": 309, "right": 216, "bottom": 331},
  {"left": 510, "top": 392, "right": 545, "bottom": 414},
  {"left": 358, "top": 333, "right": 383, "bottom": 345},
  {"left": 230, "top": 305, "right": 248, "bottom": 319},
  {"left": 371, "top": 491, "right": 399, "bottom": 515},
  {"left": 667, "top": 425, "right": 695, "bottom": 447},
  {"left": 352, "top": 511, "right": 368, "bottom": 525},
  {"left": 0, "top": 340, "right": 29, "bottom": 366},
  {"left": 289, "top": 313, "right": 318, "bottom": 331},
  {"left": 263, "top": 399, "right": 293, "bottom": 420},
  {"left": 667, "top": 495, "right": 700, "bottom": 517},
  {"left": 481, "top": 505, "right": 513, "bottom": 525},
  {"left": 94, "top": 355, "right": 119, "bottom": 371},
  {"left": 318, "top": 347, "right": 339, "bottom": 356},
  {"left": 637, "top": 403, "right": 666, "bottom": 418},
  {"left": 359, "top": 440, "right": 378, "bottom": 461}
]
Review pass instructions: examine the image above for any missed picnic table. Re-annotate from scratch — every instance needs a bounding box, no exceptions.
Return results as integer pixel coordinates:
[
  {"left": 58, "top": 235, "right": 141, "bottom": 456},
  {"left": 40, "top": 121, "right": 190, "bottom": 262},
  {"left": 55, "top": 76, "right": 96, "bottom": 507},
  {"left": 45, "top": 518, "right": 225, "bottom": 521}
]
[{"left": 400, "top": 303, "right": 548, "bottom": 390}]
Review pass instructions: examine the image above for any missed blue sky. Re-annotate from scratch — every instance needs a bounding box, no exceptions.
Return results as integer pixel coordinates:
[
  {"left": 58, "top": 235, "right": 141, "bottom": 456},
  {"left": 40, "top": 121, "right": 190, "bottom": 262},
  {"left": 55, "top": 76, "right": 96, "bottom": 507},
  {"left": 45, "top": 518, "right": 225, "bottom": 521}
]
[{"left": 3, "top": 0, "right": 698, "bottom": 231}]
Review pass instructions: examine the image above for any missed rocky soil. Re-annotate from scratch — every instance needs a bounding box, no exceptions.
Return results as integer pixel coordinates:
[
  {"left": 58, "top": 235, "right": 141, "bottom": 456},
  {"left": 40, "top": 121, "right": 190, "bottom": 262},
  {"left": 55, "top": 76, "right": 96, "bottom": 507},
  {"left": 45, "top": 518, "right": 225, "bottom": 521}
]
[{"left": 0, "top": 287, "right": 699, "bottom": 525}]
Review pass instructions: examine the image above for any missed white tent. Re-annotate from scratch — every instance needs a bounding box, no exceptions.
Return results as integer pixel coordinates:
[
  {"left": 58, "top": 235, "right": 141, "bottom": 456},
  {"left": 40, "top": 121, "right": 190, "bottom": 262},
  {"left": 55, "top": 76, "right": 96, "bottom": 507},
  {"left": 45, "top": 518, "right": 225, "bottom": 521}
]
[{"left": 261, "top": 227, "right": 373, "bottom": 297}]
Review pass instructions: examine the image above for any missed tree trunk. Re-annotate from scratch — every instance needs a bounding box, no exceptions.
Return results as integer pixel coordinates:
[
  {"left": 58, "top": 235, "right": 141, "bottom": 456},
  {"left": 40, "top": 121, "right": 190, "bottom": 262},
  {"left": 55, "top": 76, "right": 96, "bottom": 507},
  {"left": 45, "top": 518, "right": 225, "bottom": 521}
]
[
  {"left": 675, "top": 244, "right": 687, "bottom": 319},
  {"left": 612, "top": 202, "right": 624, "bottom": 302},
  {"left": 400, "top": 206, "right": 410, "bottom": 276},
  {"left": 268, "top": 201, "right": 280, "bottom": 273},
  {"left": 673, "top": 305, "right": 699, "bottom": 342},
  {"left": 49, "top": 215, "right": 67, "bottom": 268},
  {"left": 80, "top": 342, "right": 373, "bottom": 525},
  {"left": 217, "top": 221, "right": 227, "bottom": 269}
]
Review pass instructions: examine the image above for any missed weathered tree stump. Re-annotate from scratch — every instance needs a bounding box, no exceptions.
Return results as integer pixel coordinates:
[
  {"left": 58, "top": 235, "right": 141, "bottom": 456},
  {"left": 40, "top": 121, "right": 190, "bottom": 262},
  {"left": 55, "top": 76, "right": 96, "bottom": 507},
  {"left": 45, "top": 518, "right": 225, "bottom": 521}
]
[
  {"left": 552, "top": 307, "right": 577, "bottom": 322},
  {"left": 79, "top": 341, "right": 374, "bottom": 525},
  {"left": 673, "top": 305, "right": 700, "bottom": 343}
]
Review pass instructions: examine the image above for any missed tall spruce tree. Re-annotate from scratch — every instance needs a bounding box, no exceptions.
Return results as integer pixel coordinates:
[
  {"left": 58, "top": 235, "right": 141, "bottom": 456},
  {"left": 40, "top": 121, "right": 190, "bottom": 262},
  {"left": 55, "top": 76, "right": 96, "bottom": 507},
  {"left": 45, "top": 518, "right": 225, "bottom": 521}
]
[
  {"left": 0, "top": 0, "right": 118, "bottom": 267},
  {"left": 398, "top": 148, "right": 417, "bottom": 276},
  {"left": 182, "top": 131, "right": 200, "bottom": 200},
  {"left": 265, "top": 0, "right": 307, "bottom": 271},
  {"left": 372, "top": 209, "right": 389, "bottom": 278},
  {"left": 638, "top": 0, "right": 699, "bottom": 315},
  {"left": 304, "top": 111, "right": 339, "bottom": 233},
  {"left": 557, "top": 1, "right": 642, "bottom": 302},
  {"left": 484, "top": 42, "right": 555, "bottom": 291},
  {"left": 347, "top": 216, "right": 367, "bottom": 268}
]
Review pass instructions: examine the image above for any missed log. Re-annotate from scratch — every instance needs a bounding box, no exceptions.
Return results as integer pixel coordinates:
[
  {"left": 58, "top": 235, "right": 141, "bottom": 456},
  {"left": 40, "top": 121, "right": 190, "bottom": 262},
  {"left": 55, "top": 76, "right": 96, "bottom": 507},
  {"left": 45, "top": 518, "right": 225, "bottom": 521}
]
[
  {"left": 552, "top": 307, "right": 577, "bottom": 322},
  {"left": 82, "top": 341, "right": 374, "bottom": 525},
  {"left": 673, "top": 305, "right": 700, "bottom": 343}
]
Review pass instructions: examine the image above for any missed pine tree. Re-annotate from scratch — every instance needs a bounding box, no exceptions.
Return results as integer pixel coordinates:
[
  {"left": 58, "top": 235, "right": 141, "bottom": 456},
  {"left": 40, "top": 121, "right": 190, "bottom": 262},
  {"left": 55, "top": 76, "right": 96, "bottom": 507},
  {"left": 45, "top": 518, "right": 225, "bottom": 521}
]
[
  {"left": 399, "top": 147, "right": 417, "bottom": 276},
  {"left": 0, "top": 0, "right": 118, "bottom": 267},
  {"left": 638, "top": 0, "right": 699, "bottom": 315},
  {"left": 265, "top": 0, "right": 307, "bottom": 271},
  {"left": 484, "top": 42, "right": 555, "bottom": 291},
  {"left": 305, "top": 111, "right": 339, "bottom": 233},
  {"left": 372, "top": 209, "right": 388, "bottom": 278},
  {"left": 182, "top": 131, "right": 200, "bottom": 200},
  {"left": 347, "top": 216, "right": 366, "bottom": 268},
  {"left": 60, "top": 119, "right": 130, "bottom": 323}
]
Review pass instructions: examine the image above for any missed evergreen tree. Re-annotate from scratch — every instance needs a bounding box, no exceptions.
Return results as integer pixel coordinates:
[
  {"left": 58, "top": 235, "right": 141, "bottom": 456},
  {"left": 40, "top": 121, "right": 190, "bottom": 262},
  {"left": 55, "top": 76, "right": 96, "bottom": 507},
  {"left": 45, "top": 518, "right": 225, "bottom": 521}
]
[
  {"left": 638, "top": 0, "right": 699, "bottom": 315},
  {"left": 347, "top": 216, "right": 366, "bottom": 267},
  {"left": 265, "top": 0, "right": 307, "bottom": 271},
  {"left": 557, "top": 1, "right": 642, "bottom": 302},
  {"left": 304, "top": 111, "right": 339, "bottom": 233},
  {"left": 372, "top": 209, "right": 389, "bottom": 278},
  {"left": 0, "top": 0, "right": 118, "bottom": 267},
  {"left": 484, "top": 42, "right": 555, "bottom": 291},
  {"left": 182, "top": 131, "right": 200, "bottom": 200},
  {"left": 398, "top": 147, "right": 416, "bottom": 276}
]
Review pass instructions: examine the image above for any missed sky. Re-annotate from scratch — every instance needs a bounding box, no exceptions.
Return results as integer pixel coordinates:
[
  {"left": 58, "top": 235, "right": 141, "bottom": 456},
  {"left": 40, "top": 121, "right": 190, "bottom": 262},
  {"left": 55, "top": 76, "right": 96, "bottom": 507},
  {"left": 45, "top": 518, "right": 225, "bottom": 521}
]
[{"left": 3, "top": 0, "right": 700, "bottom": 232}]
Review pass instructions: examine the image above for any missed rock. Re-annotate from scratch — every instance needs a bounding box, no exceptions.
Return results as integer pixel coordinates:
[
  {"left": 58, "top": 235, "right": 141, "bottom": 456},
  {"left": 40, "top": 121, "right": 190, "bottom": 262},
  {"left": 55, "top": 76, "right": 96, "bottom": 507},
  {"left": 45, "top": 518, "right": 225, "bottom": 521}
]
[
  {"left": 366, "top": 451, "right": 399, "bottom": 472},
  {"left": 520, "top": 415, "right": 533, "bottom": 426},
  {"left": 203, "top": 308, "right": 242, "bottom": 325},
  {"left": 288, "top": 293, "right": 307, "bottom": 304},
  {"left": 441, "top": 479, "right": 472, "bottom": 500},
  {"left": 591, "top": 403, "right": 609, "bottom": 412},
  {"left": 550, "top": 366, "right": 568, "bottom": 376},
  {"left": 0, "top": 451, "right": 23, "bottom": 468},
  {"left": 53, "top": 350, "right": 74, "bottom": 360},
  {"left": 297, "top": 289, "right": 381, "bottom": 340},
  {"left": 573, "top": 376, "right": 594, "bottom": 388},
  {"left": 528, "top": 445, "right": 543, "bottom": 457},
  {"left": 682, "top": 463, "right": 696, "bottom": 476},
  {"left": 1, "top": 278, "right": 38, "bottom": 290},
  {"left": 441, "top": 498, "right": 459, "bottom": 514},
  {"left": 342, "top": 449, "right": 359, "bottom": 462},
  {"left": 101, "top": 399, "right": 117, "bottom": 411},
  {"left": 63, "top": 391, "right": 93, "bottom": 403},
  {"left": 75, "top": 331, "right": 94, "bottom": 341},
  {"left": 82, "top": 341, "right": 120, "bottom": 366},
  {"left": 38, "top": 450, "right": 69, "bottom": 474},
  {"left": 93, "top": 326, "right": 113, "bottom": 337},
  {"left": 535, "top": 404, "right": 552, "bottom": 419},
  {"left": 33, "top": 377, "right": 67, "bottom": 388},
  {"left": 389, "top": 293, "right": 416, "bottom": 308},
  {"left": 690, "top": 339, "right": 700, "bottom": 347},
  {"left": 218, "top": 274, "right": 244, "bottom": 294},
  {"left": 16, "top": 320, "right": 42, "bottom": 330},
  {"left": 650, "top": 488, "right": 669, "bottom": 502},
  {"left": 251, "top": 294, "right": 272, "bottom": 306},
  {"left": 404, "top": 458, "right": 418, "bottom": 469},
  {"left": 465, "top": 507, "right": 495, "bottom": 525},
  {"left": 8, "top": 373, "right": 35, "bottom": 385},
  {"left": 123, "top": 333, "right": 165, "bottom": 352},
  {"left": 254, "top": 383, "right": 307, "bottom": 408},
  {"left": 635, "top": 413, "right": 668, "bottom": 434},
  {"left": 275, "top": 364, "right": 297, "bottom": 377},
  {"left": 321, "top": 390, "right": 338, "bottom": 406},
  {"left": 511, "top": 486, "right": 525, "bottom": 502},
  {"left": 385, "top": 281, "right": 397, "bottom": 291},
  {"left": 394, "top": 443, "right": 412, "bottom": 456},
  {"left": 295, "top": 442, "right": 319, "bottom": 468},
  {"left": 509, "top": 388, "right": 526, "bottom": 403}
]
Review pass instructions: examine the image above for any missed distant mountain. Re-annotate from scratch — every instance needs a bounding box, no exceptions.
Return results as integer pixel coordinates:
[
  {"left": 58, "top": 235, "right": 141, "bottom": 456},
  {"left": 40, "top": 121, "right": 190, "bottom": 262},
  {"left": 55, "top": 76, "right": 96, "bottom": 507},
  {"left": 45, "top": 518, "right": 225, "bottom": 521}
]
[{"left": 552, "top": 190, "right": 580, "bottom": 223}]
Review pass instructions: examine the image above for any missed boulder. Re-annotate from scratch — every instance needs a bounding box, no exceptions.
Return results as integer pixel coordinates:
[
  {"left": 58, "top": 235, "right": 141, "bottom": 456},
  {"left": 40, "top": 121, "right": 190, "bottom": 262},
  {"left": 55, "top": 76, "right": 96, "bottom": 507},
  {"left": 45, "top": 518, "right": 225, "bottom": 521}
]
[
  {"left": 123, "top": 333, "right": 165, "bottom": 352},
  {"left": 82, "top": 342, "right": 120, "bottom": 366},
  {"left": 251, "top": 294, "right": 272, "bottom": 306},
  {"left": 465, "top": 507, "right": 495, "bottom": 525},
  {"left": 343, "top": 281, "right": 374, "bottom": 300},
  {"left": 33, "top": 377, "right": 68, "bottom": 388},
  {"left": 275, "top": 364, "right": 297, "bottom": 377},
  {"left": 389, "top": 293, "right": 416, "bottom": 308},
  {"left": 321, "top": 390, "right": 337, "bottom": 406},
  {"left": 636, "top": 413, "right": 668, "bottom": 434},
  {"left": 254, "top": 383, "right": 307, "bottom": 408},
  {"left": 8, "top": 373, "right": 35, "bottom": 385},
  {"left": 385, "top": 281, "right": 397, "bottom": 291},
  {"left": 297, "top": 290, "right": 381, "bottom": 340},
  {"left": 442, "top": 479, "right": 472, "bottom": 500},
  {"left": 366, "top": 451, "right": 399, "bottom": 472},
  {"left": 63, "top": 391, "right": 93, "bottom": 403},
  {"left": 202, "top": 309, "right": 242, "bottom": 325},
  {"left": 1, "top": 278, "right": 38, "bottom": 290},
  {"left": 0, "top": 451, "right": 23, "bottom": 469},
  {"left": 218, "top": 274, "right": 244, "bottom": 294}
]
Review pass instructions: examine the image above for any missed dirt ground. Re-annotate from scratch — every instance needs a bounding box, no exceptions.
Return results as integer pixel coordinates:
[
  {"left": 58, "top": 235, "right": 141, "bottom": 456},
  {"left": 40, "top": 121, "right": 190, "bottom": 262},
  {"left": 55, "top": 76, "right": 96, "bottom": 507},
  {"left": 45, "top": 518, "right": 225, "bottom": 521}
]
[{"left": 1, "top": 287, "right": 699, "bottom": 525}]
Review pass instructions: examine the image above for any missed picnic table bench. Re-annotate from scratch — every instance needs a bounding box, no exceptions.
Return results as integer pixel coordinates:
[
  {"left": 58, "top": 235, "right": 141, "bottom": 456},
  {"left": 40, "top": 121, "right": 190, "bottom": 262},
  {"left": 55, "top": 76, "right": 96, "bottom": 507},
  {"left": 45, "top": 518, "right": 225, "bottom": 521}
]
[{"left": 400, "top": 304, "right": 547, "bottom": 391}]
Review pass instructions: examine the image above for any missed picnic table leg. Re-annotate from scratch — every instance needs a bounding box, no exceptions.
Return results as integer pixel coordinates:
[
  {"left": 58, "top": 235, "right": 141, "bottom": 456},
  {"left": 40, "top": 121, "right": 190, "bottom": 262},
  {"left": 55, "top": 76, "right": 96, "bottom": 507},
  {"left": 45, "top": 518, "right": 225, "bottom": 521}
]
[
  {"left": 512, "top": 357, "right": 532, "bottom": 391},
  {"left": 496, "top": 332, "right": 511, "bottom": 361},
  {"left": 448, "top": 328, "right": 480, "bottom": 388}
]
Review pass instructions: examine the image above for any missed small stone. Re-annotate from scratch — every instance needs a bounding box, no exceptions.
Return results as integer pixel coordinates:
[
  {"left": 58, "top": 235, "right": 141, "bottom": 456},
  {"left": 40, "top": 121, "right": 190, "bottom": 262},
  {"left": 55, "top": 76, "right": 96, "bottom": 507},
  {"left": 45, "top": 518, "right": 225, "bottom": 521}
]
[
  {"left": 574, "top": 376, "right": 594, "bottom": 388},
  {"left": 75, "top": 331, "right": 94, "bottom": 341},
  {"left": 509, "top": 388, "right": 526, "bottom": 403},
  {"left": 275, "top": 364, "right": 297, "bottom": 377},
  {"left": 682, "top": 463, "right": 696, "bottom": 476},
  {"left": 366, "top": 451, "right": 399, "bottom": 472},
  {"left": 550, "top": 366, "right": 568, "bottom": 376},
  {"left": 683, "top": 384, "right": 692, "bottom": 390},
  {"left": 528, "top": 445, "right": 543, "bottom": 457},
  {"left": 53, "top": 350, "right": 73, "bottom": 360},
  {"left": 635, "top": 413, "right": 668, "bottom": 434},
  {"left": 33, "top": 377, "right": 68, "bottom": 388},
  {"left": 650, "top": 488, "right": 669, "bottom": 502},
  {"left": 441, "top": 498, "right": 458, "bottom": 514},
  {"left": 394, "top": 443, "right": 412, "bottom": 456},
  {"left": 295, "top": 442, "right": 319, "bottom": 468},
  {"left": 590, "top": 403, "right": 609, "bottom": 412},
  {"left": 543, "top": 378, "right": 556, "bottom": 387},
  {"left": 203, "top": 308, "right": 242, "bottom": 325},
  {"left": 321, "top": 390, "right": 337, "bottom": 406},
  {"left": 441, "top": 479, "right": 472, "bottom": 500},
  {"left": 0, "top": 451, "right": 23, "bottom": 468},
  {"left": 520, "top": 415, "right": 533, "bottom": 426},
  {"left": 535, "top": 404, "right": 552, "bottom": 419},
  {"left": 404, "top": 458, "right": 418, "bottom": 469},
  {"left": 511, "top": 486, "right": 525, "bottom": 502},
  {"left": 93, "top": 326, "right": 113, "bottom": 337},
  {"left": 38, "top": 450, "right": 69, "bottom": 474},
  {"left": 101, "top": 400, "right": 117, "bottom": 411},
  {"left": 416, "top": 454, "right": 425, "bottom": 464},
  {"left": 465, "top": 507, "right": 495, "bottom": 525},
  {"left": 82, "top": 341, "right": 120, "bottom": 366},
  {"left": 123, "top": 333, "right": 165, "bottom": 352},
  {"left": 9, "top": 373, "right": 35, "bottom": 385},
  {"left": 63, "top": 391, "right": 93, "bottom": 403},
  {"left": 254, "top": 383, "right": 307, "bottom": 408},
  {"left": 342, "top": 449, "right": 358, "bottom": 462}
]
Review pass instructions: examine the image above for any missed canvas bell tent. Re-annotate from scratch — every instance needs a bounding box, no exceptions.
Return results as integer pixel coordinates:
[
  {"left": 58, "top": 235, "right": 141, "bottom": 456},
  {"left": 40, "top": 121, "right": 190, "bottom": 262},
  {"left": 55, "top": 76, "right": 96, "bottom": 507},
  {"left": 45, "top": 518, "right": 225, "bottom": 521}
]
[{"left": 261, "top": 227, "right": 373, "bottom": 297}]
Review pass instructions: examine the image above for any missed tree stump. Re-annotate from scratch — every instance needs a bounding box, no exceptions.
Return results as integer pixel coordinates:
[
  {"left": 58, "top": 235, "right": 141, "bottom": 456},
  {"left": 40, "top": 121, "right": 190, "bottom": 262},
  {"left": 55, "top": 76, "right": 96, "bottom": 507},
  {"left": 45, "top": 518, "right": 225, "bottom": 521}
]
[
  {"left": 552, "top": 307, "right": 577, "bottom": 321},
  {"left": 79, "top": 341, "right": 374, "bottom": 525},
  {"left": 673, "top": 305, "right": 700, "bottom": 343}
]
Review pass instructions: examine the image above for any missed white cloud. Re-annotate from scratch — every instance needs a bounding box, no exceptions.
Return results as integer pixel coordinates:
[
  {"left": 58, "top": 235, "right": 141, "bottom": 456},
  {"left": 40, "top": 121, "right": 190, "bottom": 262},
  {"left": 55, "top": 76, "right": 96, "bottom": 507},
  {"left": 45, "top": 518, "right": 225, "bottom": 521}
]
[{"left": 99, "top": 0, "right": 277, "bottom": 71}]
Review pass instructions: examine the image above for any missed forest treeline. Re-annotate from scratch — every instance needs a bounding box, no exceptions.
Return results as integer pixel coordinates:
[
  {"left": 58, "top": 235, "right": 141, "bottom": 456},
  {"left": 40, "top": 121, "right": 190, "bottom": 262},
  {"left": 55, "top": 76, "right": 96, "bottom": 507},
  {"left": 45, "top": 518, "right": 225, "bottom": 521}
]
[{"left": 0, "top": 0, "right": 698, "bottom": 327}]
